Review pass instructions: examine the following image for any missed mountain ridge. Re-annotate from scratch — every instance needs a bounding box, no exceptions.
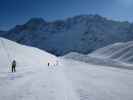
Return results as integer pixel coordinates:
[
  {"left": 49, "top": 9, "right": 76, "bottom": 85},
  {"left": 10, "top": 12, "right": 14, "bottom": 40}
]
[{"left": 1, "top": 14, "right": 133, "bottom": 56}]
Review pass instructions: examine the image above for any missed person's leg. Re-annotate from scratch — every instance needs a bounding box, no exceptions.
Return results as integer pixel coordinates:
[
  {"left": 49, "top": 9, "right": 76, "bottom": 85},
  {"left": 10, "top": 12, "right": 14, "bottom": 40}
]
[
  {"left": 14, "top": 67, "right": 16, "bottom": 72},
  {"left": 13, "top": 66, "right": 15, "bottom": 72},
  {"left": 12, "top": 66, "right": 13, "bottom": 72},
  {"left": 13, "top": 67, "right": 14, "bottom": 72}
]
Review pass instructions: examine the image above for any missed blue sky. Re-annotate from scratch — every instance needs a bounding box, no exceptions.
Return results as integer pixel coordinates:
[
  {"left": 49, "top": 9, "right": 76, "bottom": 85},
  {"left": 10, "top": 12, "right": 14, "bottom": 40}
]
[{"left": 0, "top": 0, "right": 133, "bottom": 30}]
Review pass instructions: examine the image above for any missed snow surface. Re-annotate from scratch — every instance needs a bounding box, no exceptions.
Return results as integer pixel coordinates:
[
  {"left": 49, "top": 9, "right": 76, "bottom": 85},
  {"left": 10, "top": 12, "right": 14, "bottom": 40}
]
[
  {"left": 0, "top": 37, "right": 133, "bottom": 100},
  {"left": 0, "top": 38, "right": 78, "bottom": 100},
  {"left": 64, "top": 52, "right": 133, "bottom": 70},
  {"left": 62, "top": 59, "right": 133, "bottom": 100},
  {"left": 89, "top": 41, "right": 133, "bottom": 64}
]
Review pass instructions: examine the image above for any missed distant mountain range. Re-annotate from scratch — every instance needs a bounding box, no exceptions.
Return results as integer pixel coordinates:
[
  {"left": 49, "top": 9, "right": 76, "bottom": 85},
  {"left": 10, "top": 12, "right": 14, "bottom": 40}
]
[{"left": 1, "top": 14, "right": 133, "bottom": 56}]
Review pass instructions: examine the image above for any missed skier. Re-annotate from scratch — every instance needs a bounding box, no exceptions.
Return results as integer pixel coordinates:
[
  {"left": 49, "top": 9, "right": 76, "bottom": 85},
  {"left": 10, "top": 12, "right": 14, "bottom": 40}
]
[
  {"left": 12, "top": 60, "right": 16, "bottom": 72},
  {"left": 48, "top": 62, "right": 50, "bottom": 66}
]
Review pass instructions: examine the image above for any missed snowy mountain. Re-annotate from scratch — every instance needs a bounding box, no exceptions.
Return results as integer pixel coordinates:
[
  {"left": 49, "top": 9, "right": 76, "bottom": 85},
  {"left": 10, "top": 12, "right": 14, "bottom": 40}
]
[
  {"left": 0, "top": 31, "right": 7, "bottom": 36},
  {"left": 1, "top": 14, "right": 133, "bottom": 56},
  {"left": 0, "top": 37, "right": 133, "bottom": 100},
  {"left": 64, "top": 41, "right": 133, "bottom": 69},
  {"left": 63, "top": 52, "right": 133, "bottom": 70},
  {"left": 0, "top": 37, "right": 57, "bottom": 72},
  {"left": 89, "top": 41, "right": 133, "bottom": 64}
]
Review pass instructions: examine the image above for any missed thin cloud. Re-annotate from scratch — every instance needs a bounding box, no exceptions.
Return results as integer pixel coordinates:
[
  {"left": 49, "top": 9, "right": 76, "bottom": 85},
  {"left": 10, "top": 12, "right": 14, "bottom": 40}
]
[{"left": 117, "top": 0, "right": 133, "bottom": 7}]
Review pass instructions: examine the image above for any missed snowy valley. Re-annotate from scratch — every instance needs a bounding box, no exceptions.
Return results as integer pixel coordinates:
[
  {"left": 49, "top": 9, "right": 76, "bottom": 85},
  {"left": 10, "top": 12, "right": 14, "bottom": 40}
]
[{"left": 0, "top": 38, "right": 133, "bottom": 100}]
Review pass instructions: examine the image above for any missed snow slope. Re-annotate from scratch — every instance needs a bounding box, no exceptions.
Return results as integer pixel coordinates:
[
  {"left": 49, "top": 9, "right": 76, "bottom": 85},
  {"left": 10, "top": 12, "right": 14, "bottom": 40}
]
[
  {"left": 0, "top": 37, "right": 78, "bottom": 100},
  {"left": 0, "top": 37, "right": 133, "bottom": 100},
  {"left": 90, "top": 41, "right": 133, "bottom": 64},
  {"left": 0, "top": 37, "right": 57, "bottom": 72},
  {"left": 62, "top": 59, "right": 133, "bottom": 100},
  {"left": 63, "top": 52, "right": 133, "bottom": 70}
]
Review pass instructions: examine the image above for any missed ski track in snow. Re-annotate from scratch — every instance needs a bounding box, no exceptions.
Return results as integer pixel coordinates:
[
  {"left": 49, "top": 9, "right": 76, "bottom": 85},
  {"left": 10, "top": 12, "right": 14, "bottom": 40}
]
[
  {"left": 0, "top": 58, "right": 133, "bottom": 100},
  {"left": 1, "top": 58, "right": 133, "bottom": 100},
  {"left": 62, "top": 59, "right": 133, "bottom": 100},
  {"left": 0, "top": 60, "right": 79, "bottom": 100}
]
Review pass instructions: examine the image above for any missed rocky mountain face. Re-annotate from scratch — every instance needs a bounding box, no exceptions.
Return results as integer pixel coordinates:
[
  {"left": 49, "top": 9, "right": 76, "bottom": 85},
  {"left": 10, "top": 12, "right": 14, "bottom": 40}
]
[
  {"left": 1, "top": 15, "right": 133, "bottom": 56},
  {"left": 0, "top": 31, "right": 7, "bottom": 36}
]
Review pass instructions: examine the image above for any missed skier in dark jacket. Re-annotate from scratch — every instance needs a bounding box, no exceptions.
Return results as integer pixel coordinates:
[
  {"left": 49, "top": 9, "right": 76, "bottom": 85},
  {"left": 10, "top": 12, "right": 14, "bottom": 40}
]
[
  {"left": 48, "top": 62, "right": 50, "bottom": 66},
  {"left": 12, "top": 60, "right": 16, "bottom": 72}
]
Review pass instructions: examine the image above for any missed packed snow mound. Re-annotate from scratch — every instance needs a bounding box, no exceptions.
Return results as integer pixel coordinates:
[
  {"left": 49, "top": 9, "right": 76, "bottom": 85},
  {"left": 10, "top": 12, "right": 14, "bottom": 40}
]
[
  {"left": 89, "top": 41, "right": 133, "bottom": 64},
  {"left": 0, "top": 37, "right": 57, "bottom": 71}
]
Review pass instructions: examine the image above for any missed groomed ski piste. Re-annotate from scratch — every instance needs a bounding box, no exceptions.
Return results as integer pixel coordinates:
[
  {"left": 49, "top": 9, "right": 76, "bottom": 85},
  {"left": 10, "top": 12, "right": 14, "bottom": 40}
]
[{"left": 0, "top": 37, "right": 133, "bottom": 100}]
